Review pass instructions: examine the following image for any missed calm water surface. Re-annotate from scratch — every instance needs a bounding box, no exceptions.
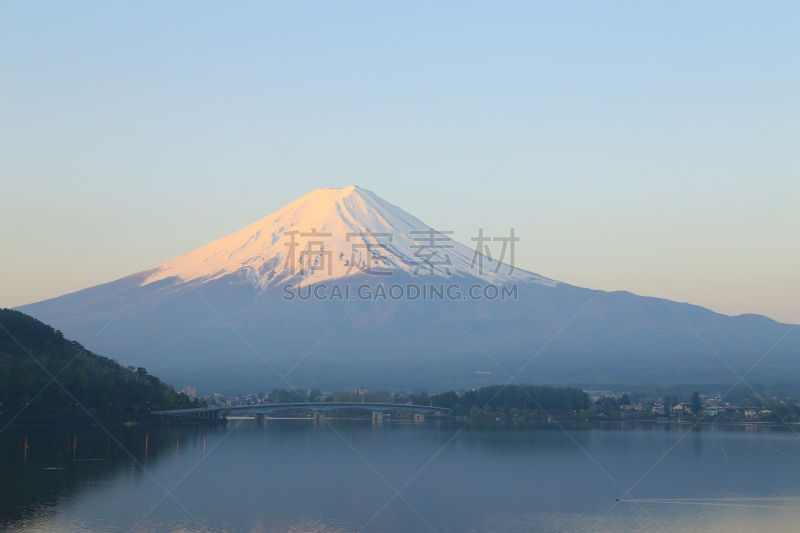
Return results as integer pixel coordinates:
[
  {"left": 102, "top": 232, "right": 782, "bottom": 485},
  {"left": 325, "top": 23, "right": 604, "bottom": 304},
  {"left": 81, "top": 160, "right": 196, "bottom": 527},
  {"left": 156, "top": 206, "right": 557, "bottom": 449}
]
[{"left": 2, "top": 419, "right": 800, "bottom": 532}]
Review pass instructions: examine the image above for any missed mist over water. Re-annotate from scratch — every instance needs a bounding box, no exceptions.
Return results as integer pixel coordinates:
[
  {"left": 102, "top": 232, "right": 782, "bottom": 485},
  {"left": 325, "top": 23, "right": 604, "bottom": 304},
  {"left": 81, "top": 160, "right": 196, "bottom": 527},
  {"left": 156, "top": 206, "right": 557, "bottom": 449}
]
[{"left": 2, "top": 420, "right": 799, "bottom": 532}]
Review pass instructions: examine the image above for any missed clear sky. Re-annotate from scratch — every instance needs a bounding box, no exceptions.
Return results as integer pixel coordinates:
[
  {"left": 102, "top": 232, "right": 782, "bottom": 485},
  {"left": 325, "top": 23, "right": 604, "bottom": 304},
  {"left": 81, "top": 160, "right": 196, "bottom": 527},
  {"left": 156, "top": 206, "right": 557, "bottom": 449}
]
[{"left": 1, "top": 1, "right": 798, "bottom": 323}]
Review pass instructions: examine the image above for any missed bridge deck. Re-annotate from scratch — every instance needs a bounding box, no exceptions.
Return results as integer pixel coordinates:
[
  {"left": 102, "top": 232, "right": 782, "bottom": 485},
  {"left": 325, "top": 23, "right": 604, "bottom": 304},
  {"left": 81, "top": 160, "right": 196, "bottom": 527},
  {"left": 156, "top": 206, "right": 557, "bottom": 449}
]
[{"left": 153, "top": 402, "right": 450, "bottom": 418}]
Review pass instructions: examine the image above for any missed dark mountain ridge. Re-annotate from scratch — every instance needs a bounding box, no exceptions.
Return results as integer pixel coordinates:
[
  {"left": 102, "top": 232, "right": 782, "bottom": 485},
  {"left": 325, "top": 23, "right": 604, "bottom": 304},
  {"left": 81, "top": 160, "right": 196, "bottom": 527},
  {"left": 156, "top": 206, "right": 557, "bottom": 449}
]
[{"left": 0, "top": 309, "right": 201, "bottom": 417}]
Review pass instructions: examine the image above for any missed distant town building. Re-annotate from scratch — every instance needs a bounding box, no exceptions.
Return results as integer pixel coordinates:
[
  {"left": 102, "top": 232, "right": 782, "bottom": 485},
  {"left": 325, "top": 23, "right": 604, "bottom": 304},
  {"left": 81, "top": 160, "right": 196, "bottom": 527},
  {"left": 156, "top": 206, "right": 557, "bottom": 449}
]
[{"left": 584, "top": 390, "right": 617, "bottom": 402}]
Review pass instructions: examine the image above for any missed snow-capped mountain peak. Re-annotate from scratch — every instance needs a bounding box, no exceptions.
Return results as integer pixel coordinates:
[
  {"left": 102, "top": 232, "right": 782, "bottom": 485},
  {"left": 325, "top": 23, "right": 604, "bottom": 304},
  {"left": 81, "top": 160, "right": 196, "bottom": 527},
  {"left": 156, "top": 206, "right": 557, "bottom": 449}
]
[{"left": 143, "top": 185, "right": 554, "bottom": 290}]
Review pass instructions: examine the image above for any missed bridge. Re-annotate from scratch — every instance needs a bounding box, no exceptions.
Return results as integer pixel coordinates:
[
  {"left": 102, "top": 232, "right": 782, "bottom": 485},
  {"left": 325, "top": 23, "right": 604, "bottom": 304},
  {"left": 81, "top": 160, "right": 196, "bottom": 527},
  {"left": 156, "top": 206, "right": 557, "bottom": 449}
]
[{"left": 152, "top": 402, "right": 450, "bottom": 423}]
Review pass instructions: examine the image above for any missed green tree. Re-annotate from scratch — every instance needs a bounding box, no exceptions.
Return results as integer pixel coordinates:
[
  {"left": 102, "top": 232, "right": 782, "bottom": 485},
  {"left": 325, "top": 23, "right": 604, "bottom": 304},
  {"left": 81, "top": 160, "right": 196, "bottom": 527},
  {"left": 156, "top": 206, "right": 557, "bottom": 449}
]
[
  {"left": 620, "top": 393, "right": 631, "bottom": 406},
  {"left": 430, "top": 391, "right": 458, "bottom": 409},
  {"left": 0, "top": 309, "right": 204, "bottom": 415},
  {"left": 691, "top": 391, "right": 702, "bottom": 414}
]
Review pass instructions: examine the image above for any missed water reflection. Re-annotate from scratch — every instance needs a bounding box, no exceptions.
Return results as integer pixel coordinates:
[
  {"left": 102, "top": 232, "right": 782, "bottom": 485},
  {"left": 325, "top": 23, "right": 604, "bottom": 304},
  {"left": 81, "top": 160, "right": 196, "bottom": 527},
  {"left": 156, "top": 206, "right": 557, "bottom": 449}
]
[{"left": 1, "top": 420, "right": 799, "bottom": 532}]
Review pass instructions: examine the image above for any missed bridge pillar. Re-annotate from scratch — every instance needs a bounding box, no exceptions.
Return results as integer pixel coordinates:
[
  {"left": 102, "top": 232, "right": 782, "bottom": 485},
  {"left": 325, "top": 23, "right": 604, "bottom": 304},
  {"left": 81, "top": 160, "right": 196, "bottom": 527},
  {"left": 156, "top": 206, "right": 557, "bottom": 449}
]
[
  {"left": 313, "top": 411, "right": 325, "bottom": 424},
  {"left": 254, "top": 414, "right": 264, "bottom": 424},
  {"left": 414, "top": 413, "right": 424, "bottom": 423},
  {"left": 372, "top": 411, "right": 383, "bottom": 422}
]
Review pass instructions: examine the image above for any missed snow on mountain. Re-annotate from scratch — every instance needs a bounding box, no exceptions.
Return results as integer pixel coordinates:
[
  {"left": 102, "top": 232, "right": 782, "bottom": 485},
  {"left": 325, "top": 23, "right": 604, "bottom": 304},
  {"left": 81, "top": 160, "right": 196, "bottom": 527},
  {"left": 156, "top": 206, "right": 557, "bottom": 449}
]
[
  {"left": 142, "top": 185, "right": 555, "bottom": 292},
  {"left": 15, "top": 185, "right": 799, "bottom": 390}
]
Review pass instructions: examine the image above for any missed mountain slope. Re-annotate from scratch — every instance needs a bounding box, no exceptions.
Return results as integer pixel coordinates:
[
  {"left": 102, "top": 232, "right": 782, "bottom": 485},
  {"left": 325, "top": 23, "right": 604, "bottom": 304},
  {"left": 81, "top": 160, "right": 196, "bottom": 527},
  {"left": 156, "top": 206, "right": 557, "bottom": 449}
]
[
  {"left": 0, "top": 309, "right": 201, "bottom": 415},
  {"left": 142, "top": 185, "right": 552, "bottom": 290},
  {"left": 16, "top": 186, "right": 800, "bottom": 391}
]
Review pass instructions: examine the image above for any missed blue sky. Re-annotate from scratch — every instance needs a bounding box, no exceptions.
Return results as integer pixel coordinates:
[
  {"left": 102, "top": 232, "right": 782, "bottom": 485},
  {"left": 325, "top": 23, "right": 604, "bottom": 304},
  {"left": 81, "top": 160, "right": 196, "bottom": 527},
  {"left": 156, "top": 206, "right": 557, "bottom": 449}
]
[{"left": 1, "top": 0, "right": 798, "bottom": 323}]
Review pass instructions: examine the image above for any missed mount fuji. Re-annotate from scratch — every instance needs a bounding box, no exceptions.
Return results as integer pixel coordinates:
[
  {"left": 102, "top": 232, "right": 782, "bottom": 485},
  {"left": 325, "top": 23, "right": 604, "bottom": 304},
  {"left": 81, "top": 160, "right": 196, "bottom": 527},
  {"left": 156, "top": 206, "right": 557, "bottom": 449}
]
[{"left": 17, "top": 186, "right": 799, "bottom": 391}]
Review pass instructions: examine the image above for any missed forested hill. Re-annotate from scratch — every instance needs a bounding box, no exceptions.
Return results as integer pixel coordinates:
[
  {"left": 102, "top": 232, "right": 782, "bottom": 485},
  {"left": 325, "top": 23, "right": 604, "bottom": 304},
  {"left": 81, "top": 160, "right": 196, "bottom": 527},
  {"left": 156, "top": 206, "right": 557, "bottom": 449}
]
[
  {"left": 427, "top": 384, "right": 590, "bottom": 416},
  {"left": 0, "top": 309, "right": 202, "bottom": 417}
]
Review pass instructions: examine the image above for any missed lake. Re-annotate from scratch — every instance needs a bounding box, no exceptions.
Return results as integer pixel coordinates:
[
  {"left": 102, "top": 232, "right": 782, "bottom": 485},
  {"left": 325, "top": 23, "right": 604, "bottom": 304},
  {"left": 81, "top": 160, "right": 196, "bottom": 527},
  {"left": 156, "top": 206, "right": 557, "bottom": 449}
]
[{"left": 2, "top": 419, "right": 800, "bottom": 532}]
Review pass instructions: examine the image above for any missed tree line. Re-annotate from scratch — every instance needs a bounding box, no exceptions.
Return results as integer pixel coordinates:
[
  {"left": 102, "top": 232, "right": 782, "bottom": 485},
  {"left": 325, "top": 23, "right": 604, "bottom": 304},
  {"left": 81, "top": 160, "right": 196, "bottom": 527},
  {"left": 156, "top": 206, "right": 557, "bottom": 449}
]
[
  {"left": 0, "top": 309, "right": 203, "bottom": 417},
  {"left": 260, "top": 384, "right": 589, "bottom": 417},
  {"left": 430, "top": 385, "right": 589, "bottom": 415}
]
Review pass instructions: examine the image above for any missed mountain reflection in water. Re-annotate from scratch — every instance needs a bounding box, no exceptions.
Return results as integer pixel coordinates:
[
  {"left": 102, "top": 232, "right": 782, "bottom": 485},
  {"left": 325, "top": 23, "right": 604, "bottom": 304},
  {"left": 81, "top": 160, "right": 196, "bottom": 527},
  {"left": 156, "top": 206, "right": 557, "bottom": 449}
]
[{"left": 2, "top": 420, "right": 799, "bottom": 533}]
